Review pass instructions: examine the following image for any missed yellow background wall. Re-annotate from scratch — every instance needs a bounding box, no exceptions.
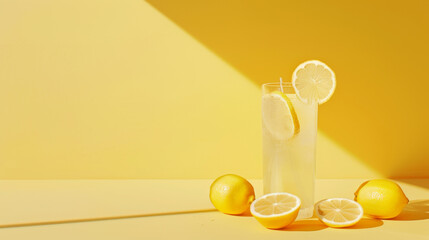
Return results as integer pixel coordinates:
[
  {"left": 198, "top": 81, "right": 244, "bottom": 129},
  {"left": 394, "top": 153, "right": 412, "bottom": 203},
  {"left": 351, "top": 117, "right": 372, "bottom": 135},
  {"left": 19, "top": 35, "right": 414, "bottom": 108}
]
[{"left": 0, "top": 0, "right": 428, "bottom": 179}]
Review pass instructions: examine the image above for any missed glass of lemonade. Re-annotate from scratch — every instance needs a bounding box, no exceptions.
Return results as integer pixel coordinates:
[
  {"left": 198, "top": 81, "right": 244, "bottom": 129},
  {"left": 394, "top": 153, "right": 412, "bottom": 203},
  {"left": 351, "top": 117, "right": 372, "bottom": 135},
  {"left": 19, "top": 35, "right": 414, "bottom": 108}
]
[{"left": 262, "top": 83, "right": 318, "bottom": 219}]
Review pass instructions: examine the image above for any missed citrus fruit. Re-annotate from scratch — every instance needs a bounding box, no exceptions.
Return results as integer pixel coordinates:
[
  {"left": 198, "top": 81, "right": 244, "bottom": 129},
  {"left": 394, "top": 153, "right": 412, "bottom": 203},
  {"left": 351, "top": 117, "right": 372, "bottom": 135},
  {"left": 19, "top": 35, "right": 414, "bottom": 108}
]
[
  {"left": 354, "top": 179, "right": 409, "bottom": 219},
  {"left": 262, "top": 91, "right": 300, "bottom": 141},
  {"left": 209, "top": 174, "right": 255, "bottom": 215},
  {"left": 250, "top": 192, "right": 301, "bottom": 229},
  {"left": 315, "top": 198, "right": 363, "bottom": 228},
  {"left": 292, "top": 60, "right": 336, "bottom": 104}
]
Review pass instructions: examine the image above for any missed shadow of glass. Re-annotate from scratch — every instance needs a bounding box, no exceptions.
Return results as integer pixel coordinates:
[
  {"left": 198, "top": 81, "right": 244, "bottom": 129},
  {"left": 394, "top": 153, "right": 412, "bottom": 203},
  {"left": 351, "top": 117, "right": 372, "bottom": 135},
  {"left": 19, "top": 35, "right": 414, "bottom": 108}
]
[{"left": 392, "top": 199, "right": 429, "bottom": 221}]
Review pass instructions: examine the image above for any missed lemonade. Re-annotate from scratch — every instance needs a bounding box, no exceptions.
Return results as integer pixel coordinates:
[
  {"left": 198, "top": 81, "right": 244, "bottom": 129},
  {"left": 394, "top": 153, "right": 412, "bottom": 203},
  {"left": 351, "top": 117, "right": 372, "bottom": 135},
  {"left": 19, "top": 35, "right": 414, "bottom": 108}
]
[
  {"left": 262, "top": 60, "right": 336, "bottom": 219},
  {"left": 262, "top": 84, "right": 317, "bottom": 219}
]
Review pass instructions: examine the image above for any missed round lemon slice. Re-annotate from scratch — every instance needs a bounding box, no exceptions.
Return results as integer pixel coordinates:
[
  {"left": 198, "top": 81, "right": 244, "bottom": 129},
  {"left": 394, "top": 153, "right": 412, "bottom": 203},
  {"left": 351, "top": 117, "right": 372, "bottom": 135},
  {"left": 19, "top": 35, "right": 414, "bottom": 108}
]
[
  {"left": 262, "top": 91, "right": 300, "bottom": 141},
  {"left": 315, "top": 198, "right": 363, "bottom": 228},
  {"left": 292, "top": 60, "right": 336, "bottom": 104},
  {"left": 250, "top": 192, "right": 301, "bottom": 229}
]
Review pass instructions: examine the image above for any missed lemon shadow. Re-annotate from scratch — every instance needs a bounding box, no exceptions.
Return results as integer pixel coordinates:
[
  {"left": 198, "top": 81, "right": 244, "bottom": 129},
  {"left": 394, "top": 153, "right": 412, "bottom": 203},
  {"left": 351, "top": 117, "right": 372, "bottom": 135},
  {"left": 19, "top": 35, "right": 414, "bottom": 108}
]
[
  {"left": 392, "top": 199, "right": 429, "bottom": 221},
  {"left": 231, "top": 207, "right": 253, "bottom": 217},
  {"left": 283, "top": 218, "right": 327, "bottom": 231},
  {"left": 280, "top": 217, "right": 383, "bottom": 231},
  {"left": 346, "top": 218, "right": 383, "bottom": 229},
  {"left": 239, "top": 207, "right": 253, "bottom": 217}
]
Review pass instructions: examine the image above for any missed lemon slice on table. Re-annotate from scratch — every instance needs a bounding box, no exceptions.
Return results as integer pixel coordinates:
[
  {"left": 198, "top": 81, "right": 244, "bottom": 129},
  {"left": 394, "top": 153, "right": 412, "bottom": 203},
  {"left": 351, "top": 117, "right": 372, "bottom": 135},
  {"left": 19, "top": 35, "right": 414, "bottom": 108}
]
[
  {"left": 250, "top": 192, "right": 301, "bottom": 229},
  {"left": 315, "top": 198, "right": 363, "bottom": 228},
  {"left": 262, "top": 91, "right": 300, "bottom": 141},
  {"left": 292, "top": 60, "right": 336, "bottom": 104}
]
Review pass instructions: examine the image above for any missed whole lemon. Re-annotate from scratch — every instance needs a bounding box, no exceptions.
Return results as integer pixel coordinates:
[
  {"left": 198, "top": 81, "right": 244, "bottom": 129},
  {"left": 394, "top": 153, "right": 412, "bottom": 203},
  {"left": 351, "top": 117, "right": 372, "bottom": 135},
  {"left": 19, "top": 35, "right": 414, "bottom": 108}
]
[
  {"left": 209, "top": 174, "right": 255, "bottom": 215},
  {"left": 354, "top": 179, "right": 409, "bottom": 219}
]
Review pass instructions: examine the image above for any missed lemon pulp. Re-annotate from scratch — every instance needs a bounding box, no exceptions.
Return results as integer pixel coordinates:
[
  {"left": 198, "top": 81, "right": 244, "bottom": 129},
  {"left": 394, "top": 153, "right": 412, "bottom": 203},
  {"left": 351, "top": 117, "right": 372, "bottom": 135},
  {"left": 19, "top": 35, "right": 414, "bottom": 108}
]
[
  {"left": 250, "top": 192, "right": 301, "bottom": 229},
  {"left": 315, "top": 198, "right": 363, "bottom": 228}
]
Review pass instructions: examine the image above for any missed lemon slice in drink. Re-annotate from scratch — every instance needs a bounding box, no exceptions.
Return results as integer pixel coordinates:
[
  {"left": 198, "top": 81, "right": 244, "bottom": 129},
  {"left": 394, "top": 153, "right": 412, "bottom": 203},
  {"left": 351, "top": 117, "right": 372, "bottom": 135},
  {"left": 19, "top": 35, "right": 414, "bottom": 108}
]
[
  {"left": 292, "top": 60, "right": 336, "bottom": 104},
  {"left": 315, "top": 198, "right": 363, "bottom": 228},
  {"left": 262, "top": 91, "right": 300, "bottom": 141},
  {"left": 251, "top": 192, "right": 301, "bottom": 229}
]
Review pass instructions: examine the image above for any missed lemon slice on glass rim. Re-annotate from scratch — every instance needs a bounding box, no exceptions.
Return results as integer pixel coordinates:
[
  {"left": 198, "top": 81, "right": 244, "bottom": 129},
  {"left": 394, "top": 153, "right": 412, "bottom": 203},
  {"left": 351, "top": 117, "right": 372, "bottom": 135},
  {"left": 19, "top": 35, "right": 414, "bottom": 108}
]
[{"left": 292, "top": 60, "right": 336, "bottom": 104}]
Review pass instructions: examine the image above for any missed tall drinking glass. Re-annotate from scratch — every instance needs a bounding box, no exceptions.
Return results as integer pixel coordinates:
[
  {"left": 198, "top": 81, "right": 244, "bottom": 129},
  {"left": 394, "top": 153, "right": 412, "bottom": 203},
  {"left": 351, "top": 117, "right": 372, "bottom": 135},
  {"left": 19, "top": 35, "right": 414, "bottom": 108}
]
[{"left": 262, "top": 83, "right": 318, "bottom": 219}]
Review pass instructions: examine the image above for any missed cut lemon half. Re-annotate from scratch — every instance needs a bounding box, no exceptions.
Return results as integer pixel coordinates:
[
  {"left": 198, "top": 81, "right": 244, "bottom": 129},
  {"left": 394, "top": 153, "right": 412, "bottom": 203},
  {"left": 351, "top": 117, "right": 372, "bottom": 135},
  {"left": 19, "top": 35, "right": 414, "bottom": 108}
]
[
  {"left": 292, "top": 60, "right": 336, "bottom": 104},
  {"left": 262, "top": 91, "right": 300, "bottom": 141},
  {"left": 315, "top": 198, "right": 363, "bottom": 228},
  {"left": 250, "top": 192, "right": 301, "bottom": 229}
]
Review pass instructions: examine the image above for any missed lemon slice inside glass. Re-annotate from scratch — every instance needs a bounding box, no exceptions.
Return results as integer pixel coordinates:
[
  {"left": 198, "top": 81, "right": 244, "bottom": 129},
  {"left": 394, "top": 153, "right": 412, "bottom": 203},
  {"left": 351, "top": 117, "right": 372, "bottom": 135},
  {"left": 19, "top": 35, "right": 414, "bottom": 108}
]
[
  {"left": 292, "top": 60, "right": 336, "bottom": 104},
  {"left": 315, "top": 198, "right": 363, "bottom": 228},
  {"left": 250, "top": 192, "right": 301, "bottom": 229},
  {"left": 262, "top": 91, "right": 300, "bottom": 141}
]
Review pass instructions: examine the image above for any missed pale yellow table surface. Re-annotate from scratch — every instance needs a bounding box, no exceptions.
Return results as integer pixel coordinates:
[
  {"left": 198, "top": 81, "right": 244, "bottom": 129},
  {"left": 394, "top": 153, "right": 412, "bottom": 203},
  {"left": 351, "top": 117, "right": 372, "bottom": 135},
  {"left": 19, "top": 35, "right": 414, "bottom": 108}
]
[{"left": 0, "top": 179, "right": 428, "bottom": 240}]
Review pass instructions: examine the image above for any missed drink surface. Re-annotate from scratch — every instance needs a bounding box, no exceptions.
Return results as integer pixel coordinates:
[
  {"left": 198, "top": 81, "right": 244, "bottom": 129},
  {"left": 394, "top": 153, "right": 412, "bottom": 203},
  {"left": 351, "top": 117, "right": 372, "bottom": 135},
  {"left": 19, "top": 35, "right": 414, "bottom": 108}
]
[{"left": 262, "top": 92, "right": 318, "bottom": 219}]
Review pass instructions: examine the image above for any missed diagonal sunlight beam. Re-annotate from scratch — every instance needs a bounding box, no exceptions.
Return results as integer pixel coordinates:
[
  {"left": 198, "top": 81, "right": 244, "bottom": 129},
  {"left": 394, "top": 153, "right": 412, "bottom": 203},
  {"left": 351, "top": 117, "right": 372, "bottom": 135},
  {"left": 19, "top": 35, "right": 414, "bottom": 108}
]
[{"left": 145, "top": 0, "right": 429, "bottom": 179}]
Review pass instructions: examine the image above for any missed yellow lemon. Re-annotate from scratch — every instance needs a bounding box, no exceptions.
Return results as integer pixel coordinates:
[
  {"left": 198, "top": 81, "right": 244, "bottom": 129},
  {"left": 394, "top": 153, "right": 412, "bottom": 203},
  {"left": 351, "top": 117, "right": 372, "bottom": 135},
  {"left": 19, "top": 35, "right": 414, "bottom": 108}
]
[
  {"left": 354, "top": 179, "right": 409, "bottom": 219},
  {"left": 209, "top": 174, "right": 255, "bottom": 215},
  {"left": 315, "top": 198, "right": 363, "bottom": 228},
  {"left": 250, "top": 192, "right": 301, "bottom": 229}
]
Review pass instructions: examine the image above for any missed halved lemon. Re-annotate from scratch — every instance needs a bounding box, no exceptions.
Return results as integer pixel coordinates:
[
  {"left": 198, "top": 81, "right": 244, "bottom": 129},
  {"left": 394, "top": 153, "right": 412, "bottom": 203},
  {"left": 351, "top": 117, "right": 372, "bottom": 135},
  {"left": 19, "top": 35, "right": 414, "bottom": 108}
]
[
  {"left": 315, "top": 198, "right": 363, "bottom": 228},
  {"left": 262, "top": 91, "right": 300, "bottom": 141},
  {"left": 292, "top": 60, "right": 336, "bottom": 104},
  {"left": 250, "top": 192, "right": 301, "bottom": 229}
]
